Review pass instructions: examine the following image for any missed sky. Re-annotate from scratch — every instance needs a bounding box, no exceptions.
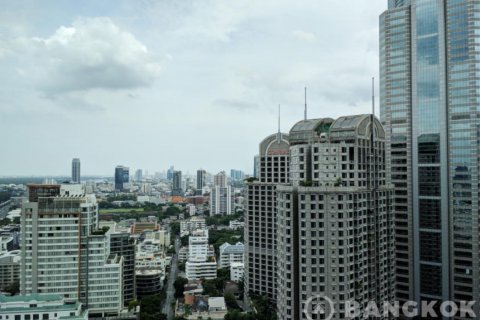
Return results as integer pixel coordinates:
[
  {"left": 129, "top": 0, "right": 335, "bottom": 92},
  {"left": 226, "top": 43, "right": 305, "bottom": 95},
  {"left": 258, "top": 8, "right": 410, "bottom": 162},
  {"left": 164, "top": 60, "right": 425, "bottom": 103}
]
[{"left": 0, "top": 0, "right": 388, "bottom": 177}]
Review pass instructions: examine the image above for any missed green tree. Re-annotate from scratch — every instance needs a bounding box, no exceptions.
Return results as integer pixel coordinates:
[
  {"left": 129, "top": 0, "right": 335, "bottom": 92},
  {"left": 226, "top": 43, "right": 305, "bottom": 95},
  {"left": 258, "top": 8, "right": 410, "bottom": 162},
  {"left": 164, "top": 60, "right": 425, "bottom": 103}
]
[
  {"left": 174, "top": 277, "right": 188, "bottom": 298},
  {"left": 224, "top": 293, "right": 239, "bottom": 310},
  {"left": 5, "top": 280, "right": 19, "bottom": 295},
  {"left": 170, "top": 222, "right": 180, "bottom": 236}
]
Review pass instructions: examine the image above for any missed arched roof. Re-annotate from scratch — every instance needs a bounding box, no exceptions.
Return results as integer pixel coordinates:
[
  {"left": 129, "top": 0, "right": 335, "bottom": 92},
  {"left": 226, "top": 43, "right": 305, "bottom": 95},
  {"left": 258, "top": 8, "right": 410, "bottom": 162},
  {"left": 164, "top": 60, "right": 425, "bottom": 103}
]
[
  {"left": 259, "top": 133, "right": 289, "bottom": 156},
  {"left": 289, "top": 118, "right": 334, "bottom": 145},
  {"left": 329, "top": 114, "right": 385, "bottom": 139}
]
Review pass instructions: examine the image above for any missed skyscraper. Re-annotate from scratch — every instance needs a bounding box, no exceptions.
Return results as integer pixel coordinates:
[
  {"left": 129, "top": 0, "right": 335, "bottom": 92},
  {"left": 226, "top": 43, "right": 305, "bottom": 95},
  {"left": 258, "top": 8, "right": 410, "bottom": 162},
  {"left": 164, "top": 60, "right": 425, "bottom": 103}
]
[
  {"left": 214, "top": 171, "right": 227, "bottom": 187},
  {"left": 196, "top": 169, "right": 206, "bottom": 191},
  {"left": 21, "top": 184, "right": 123, "bottom": 317},
  {"left": 245, "top": 131, "right": 289, "bottom": 302},
  {"left": 275, "top": 115, "right": 395, "bottom": 320},
  {"left": 71, "top": 158, "right": 80, "bottom": 183},
  {"left": 115, "top": 165, "right": 129, "bottom": 191},
  {"left": 172, "top": 170, "right": 183, "bottom": 196},
  {"left": 380, "top": 0, "right": 480, "bottom": 311},
  {"left": 167, "top": 166, "right": 174, "bottom": 181}
]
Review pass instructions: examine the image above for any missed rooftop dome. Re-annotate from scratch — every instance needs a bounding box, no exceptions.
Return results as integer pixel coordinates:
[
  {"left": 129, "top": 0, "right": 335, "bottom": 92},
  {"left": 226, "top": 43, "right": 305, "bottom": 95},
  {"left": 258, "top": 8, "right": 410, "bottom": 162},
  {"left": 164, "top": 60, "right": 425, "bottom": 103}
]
[{"left": 289, "top": 118, "right": 334, "bottom": 145}]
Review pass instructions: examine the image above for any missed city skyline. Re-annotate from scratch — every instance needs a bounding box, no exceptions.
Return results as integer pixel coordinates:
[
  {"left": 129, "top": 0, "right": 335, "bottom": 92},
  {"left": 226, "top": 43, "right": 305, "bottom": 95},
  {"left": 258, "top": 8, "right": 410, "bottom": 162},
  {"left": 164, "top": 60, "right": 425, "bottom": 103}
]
[{"left": 0, "top": 0, "right": 386, "bottom": 176}]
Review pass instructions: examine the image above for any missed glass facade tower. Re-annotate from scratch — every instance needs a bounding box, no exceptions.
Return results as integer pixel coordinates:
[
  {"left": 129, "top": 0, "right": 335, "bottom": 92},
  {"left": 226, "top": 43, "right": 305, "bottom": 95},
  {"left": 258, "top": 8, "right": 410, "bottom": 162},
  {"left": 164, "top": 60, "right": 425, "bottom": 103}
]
[{"left": 381, "top": 0, "right": 480, "bottom": 314}]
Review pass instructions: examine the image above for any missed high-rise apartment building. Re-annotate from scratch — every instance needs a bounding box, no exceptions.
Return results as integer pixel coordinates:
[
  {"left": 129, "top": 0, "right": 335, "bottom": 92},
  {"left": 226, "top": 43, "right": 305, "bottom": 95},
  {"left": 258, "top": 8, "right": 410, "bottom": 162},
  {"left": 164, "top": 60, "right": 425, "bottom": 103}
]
[
  {"left": 71, "top": 158, "right": 80, "bottom": 183},
  {"left": 20, "top": 184, "right": 123, "bottom": 317},
  {"left": 115, "top": 165, "right": 129, "bottom": 191},
  {"left": 172, "top": 170, "right": 183, "bottom": 196},
  {"left": 380, "top": 0, "right": 480, "bottom": 312},
  {"left": 245, "top": 131, "right": 289, "bottom": 301},
  {"left": 106, "top": 223, "right": 136, "bottom": 306},
  {"left": 275, "top": 115, "right": 395, "bottom": 320},
  {"left": 210, "top": 185, "right": 234, "bottom": 215}
]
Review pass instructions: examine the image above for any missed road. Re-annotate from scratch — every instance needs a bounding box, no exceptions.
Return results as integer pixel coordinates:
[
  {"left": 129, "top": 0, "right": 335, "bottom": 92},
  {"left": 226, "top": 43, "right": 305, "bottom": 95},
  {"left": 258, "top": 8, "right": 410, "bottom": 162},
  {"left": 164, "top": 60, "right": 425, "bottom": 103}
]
[{"left": 163, "top": 236, "right": 180, "bottom": 319}]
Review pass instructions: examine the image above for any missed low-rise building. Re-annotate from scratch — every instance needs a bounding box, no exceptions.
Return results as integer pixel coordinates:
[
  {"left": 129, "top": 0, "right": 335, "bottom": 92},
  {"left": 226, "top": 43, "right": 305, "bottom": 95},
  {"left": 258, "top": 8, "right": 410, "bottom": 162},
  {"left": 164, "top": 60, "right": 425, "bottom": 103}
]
[
  {"left": 180, "top": 217, "right": 206, "bottom": 237},
  {"left": 230, "top": 262, "right": 244, "bottom": 282},
  {"left": 178, "top": 247, "right": 189, "bottom": 262},
  {"left": 228, "top": 220, "right": 244, "bottom": 230},
  {"left": 218, "top": 242, "right": 244, "bottom": 269},
  {"left": 0, "top": 294, "right": 88, "bottom": 320},
  {"left": 0, "top": 250, "right": 20, "bottom": 291},
  {"left": 185, "top": 257, "right": 217, "bottom": 280},
  {"left": 175, "top": 296, "right": 227, "bottom": 320}
]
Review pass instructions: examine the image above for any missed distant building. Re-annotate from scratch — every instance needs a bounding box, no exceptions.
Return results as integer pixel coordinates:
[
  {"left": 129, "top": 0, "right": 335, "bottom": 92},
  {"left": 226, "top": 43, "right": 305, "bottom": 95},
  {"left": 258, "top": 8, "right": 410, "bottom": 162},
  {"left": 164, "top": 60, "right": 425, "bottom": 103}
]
[
  {"left": 167, "top": 166, "right": 174, "bottom": 181},
  {"left": 0, "top": 294, "right": 88, "bottom": 320},
  {"left": 214, "top": 171, "right": 227, "bottom": 188},
  {"left": 115, "top": 165, "right": 129, "bottom": 191},
  {"left": 253, "top": 155, "right": 259, "bottom": 178},
  {"left": 219, "top": 242, "right": 244, "bottom": 269},
  {"left": 134, "top": 169, "right": 143, "bottom": 181},
  {"left": 172, "top": 170, "right": 183, "bottom": 196},
  {"left": 230, "top": 169, "right": 245, "bottom": 181},
  {"left": 196, "top": 169, "right": 206, "bottom": 191},
  {"left": 211, "top": 171, "right": 234, "bottom": 215},
  {"left": 71, "top": 158, "right": 80, "bottom": 183}
]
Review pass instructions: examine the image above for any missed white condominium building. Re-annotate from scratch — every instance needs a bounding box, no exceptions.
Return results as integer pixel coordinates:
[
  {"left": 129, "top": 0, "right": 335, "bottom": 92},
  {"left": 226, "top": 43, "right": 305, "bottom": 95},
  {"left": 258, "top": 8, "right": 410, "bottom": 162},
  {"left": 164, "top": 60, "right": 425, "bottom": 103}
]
[
  {"left": 20, "top": 184, "right": 123, "bottom": 318},
  {"left": 185, "top": 257, "right": 217, "bottom": 280},
  {"left": 218, "top": 242, "right": 244, "bottom": 269},
  {"left": 180, "top": 217, "right": 206, "bottom": 237}
]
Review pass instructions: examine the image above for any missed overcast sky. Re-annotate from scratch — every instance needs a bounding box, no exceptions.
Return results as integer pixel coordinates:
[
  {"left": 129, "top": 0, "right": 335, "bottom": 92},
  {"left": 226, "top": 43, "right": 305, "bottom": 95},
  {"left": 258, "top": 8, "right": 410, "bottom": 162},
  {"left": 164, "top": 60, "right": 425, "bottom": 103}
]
[{"left": 0, "top": 0, "right": 387, "bottom": 177}]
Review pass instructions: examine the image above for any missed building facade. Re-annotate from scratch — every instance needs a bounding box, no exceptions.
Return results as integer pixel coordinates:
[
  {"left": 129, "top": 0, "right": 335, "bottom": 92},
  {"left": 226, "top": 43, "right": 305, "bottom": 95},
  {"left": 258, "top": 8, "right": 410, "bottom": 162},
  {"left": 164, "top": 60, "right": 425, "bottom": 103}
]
[
  {"left": 275, "top": 116, "right": 395, "bottom": 320},
  {"left": 196, "top": 169, "right": 206, "bottom": 191},
  {"left": 245, "top": 131, "right": 290, "bottom": 301},
  {"left": 380, "top": 0, "right": 480, "bottom": 313},
  {"left": 0, "top": 250, "right": 20, "bottom": 291},
  {"left": 20, "top": 185, "right": 123, "bottom": 317}
]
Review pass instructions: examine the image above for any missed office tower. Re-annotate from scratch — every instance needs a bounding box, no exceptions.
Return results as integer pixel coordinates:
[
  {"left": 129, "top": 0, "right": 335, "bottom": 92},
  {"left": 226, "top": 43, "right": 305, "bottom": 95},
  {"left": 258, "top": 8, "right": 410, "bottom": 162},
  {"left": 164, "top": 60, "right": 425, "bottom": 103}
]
[
  {"left": 134, "top": 169, "right": 143, "bottom": 181},
  {"left": 210, "top": 171, "right": 234, "bottom": 215},
  {"left": 196, "top": 169, "right": 206, "bottom": 190},
  {"left": 245, "top": 131, "right": 289, "bottom": 301},
  {"left": 167, "top": 165, "right": 174, "bottom": 181},
  {"left": 115, "top": 165, "right": 129, "bottom": 191},
  {"left": 71, "top": 158, "right": 81, "bottom": 183},
  {"left": 380, "top": 0, "right": 480, "bottom": 311},
  {"left": 275, "top": 115, "right": 395, "bottom": 320},
  {"left": 172, "top": 170, "right": 183, "bottom": 196},
  {"left": 20, "top": 184, "right": 123, "bottom": 317}
]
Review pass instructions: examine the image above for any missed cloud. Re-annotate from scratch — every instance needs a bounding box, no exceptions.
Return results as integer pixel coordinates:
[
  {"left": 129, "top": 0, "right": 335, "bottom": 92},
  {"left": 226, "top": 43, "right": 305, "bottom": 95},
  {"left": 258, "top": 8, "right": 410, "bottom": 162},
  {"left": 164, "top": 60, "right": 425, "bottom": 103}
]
[
  {"left": 292, "top": 30, "right": 317, "bottom": 43},
  {"left": 214, "top": 99, "right": 258, "bottom": 111},
  {"left": 25, "top": 17, "right": 161, "bottom": 95}
]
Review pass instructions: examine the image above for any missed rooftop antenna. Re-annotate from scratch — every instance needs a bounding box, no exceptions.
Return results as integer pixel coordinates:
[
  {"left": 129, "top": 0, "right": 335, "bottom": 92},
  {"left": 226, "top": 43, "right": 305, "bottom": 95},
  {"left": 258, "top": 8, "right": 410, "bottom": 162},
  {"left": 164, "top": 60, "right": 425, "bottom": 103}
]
[
  {"left": 304, "top": 87, "right": 307, "bottom": 121},
  {"left": 277, "top": 104, "right": 282, "bottom": 143}
]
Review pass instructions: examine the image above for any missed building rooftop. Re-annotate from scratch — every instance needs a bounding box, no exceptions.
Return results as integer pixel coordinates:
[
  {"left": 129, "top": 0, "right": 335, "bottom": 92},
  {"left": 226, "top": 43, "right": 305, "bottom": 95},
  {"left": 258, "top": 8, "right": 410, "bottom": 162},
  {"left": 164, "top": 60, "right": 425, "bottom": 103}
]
[{"left": 0, "top": 293, "right": 61, "bottom": 303}]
